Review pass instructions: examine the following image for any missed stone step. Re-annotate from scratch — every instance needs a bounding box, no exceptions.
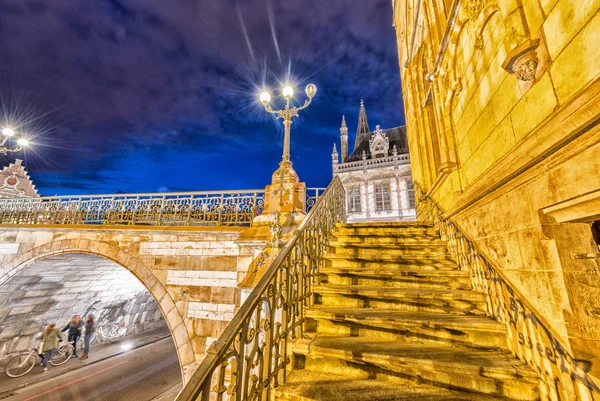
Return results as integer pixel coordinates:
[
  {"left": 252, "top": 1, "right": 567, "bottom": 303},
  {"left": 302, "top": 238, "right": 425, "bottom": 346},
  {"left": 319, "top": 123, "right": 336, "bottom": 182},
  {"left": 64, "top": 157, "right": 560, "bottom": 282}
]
[
  {"left": 305, "top": 308, "right": 507, "bottom": 349},
  {"left": 335, "top": 223, "right": 437, "bottom": 237},
  {"left": 328, "top": 243, "right": 449, "bottom": 259},
  {"left": 330, "top": 234, "right": 444, "bottom": 246},
  {"left": 294, "top": 337, "right": 539, "bottom": 400},
  {"left": 325, "top": 254, "right": 457, "bottom": 270},
  {"left": 274, "top": 370, "right": 514, "bottom": 401},
  {"left": 313, "top": 285, "right": 486, "bottom": 315},
  {"left": 339, "top": 222, "right": 435, "bottom": 228},
  {"left": 320, "top": 267, "right": 470, "bottom": 290}
]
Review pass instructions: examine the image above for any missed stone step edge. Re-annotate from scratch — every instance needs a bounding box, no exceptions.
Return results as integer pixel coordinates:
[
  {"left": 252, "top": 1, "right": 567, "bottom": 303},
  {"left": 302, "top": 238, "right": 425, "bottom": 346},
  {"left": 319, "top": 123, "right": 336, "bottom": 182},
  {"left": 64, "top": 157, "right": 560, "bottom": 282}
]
[
  {"left": 325, "top": 254, "right": 456, "bottom": 262},
  {"left": 330, "top": 241, "right": 447, "bottom": 247},
  {"left": 272, "top": 370, "right": 513, "bottom": 401},
  {"left": 293, "top": 339, "right": 539, "bottom": 382},
  {"left": 313, "top": 286, "right": 484, "bottom": 299},
  {"left": 320, "top": 267, "right": 468, "bottom": 276},
  {"left": 305, "top": 309, "right": 507, "bottom": 333},
  {"left": 338, "top": 222, "right": 435, "bottom": 228}
]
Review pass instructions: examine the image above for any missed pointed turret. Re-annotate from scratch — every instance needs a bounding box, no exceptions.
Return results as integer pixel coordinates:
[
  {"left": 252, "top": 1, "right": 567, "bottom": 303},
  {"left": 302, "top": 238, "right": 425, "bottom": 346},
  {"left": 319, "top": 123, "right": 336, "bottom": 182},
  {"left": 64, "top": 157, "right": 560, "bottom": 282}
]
[
  {"left": 354, "top": 99, "right": 370, "bottom": 150},
  {"left": 340, "top": 116, "right": 348, "bottom": 163},
  {"left": 331, "top": 143, "right": 339, "bottom": 175}
]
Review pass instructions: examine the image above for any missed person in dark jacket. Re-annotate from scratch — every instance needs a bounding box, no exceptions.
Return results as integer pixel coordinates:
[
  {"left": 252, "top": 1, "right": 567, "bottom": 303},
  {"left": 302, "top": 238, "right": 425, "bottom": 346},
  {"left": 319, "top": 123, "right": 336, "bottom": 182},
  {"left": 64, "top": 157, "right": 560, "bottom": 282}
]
[
  {"left": 80, "top": 314, "right": 96, "bottom": 360},
  {"left": 62, "top": 315, "right": 83, "bottom": 358}
]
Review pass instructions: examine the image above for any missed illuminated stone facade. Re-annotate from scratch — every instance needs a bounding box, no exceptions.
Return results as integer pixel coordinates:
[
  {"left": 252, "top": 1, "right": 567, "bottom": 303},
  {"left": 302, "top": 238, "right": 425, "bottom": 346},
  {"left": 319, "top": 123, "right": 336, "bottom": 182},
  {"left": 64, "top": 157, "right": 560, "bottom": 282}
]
[
  {"left": 393, "top": 0, "right": 600, "bottom": 392},
  {"left": 332, "top": 103, "right": 415, "bottom": 222}
]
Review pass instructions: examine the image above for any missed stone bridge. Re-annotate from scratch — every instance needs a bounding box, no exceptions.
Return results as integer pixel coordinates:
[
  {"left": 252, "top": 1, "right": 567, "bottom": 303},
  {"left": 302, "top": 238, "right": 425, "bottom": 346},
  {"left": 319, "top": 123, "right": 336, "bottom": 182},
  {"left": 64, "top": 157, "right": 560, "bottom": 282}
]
[
  {"left": 0, "top": 224, "right": 268, "bottom": 382},
  {"left": 0, "top": 188, "right": 323, "bottom": 383}
]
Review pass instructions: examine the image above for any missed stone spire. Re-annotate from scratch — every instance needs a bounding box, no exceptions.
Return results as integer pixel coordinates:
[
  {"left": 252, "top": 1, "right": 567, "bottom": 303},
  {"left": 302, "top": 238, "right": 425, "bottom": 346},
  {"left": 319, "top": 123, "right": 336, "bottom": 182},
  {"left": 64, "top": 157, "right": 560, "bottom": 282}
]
[
  {"left": 331, "top": 143, "right": 339, "bottom": 175},
  {"left": 340, "top": 115, "right": 348, "bottom": 163},
  {"left": 354, "top": 99, "right": 371, "bottom": 150}
]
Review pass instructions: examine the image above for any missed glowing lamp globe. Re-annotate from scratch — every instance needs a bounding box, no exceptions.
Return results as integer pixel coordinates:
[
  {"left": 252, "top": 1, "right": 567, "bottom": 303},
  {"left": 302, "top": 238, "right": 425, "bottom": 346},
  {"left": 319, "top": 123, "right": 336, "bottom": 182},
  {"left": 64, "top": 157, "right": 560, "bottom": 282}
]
[
  {"left": 305, "top": 83, "right": 317, "bottom": 98},
  {"left": 2, "top": 128, "right": 15, "bottom": 137},
  {"left": 260, "top": 91, "right": 271, "bottom": 105},
  {"left": 17, "top": 138, "right": 29, "bottom": 147},
  {"left": 282, "top": 86, "right": 294, "bottom": 99}
]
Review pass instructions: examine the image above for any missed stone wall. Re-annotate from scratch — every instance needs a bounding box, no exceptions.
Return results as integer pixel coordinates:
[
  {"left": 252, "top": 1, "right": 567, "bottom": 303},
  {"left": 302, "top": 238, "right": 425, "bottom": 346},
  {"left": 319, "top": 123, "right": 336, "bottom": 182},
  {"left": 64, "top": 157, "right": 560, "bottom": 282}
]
[
  {"left": 0, "top": 225, "right": 267, "bottom": 381},
  {"left": 393, "top": 0, "right": 600, "bottom": 378},
  {"left": 0, "top": 254, "right": 166, "bottom": 368}
]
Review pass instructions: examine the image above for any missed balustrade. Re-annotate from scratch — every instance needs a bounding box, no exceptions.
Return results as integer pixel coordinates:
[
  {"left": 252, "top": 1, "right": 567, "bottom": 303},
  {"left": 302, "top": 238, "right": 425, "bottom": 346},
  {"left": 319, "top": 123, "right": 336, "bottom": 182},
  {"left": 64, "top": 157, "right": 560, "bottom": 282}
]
[
  {"left": 334, "top": 153, "right": 410, "bottom": 173},
  {"left": 176, "top": 177, "right": 346, "bottom": 401},
  {"left": 414, "top": 182, "right": 599, "bottom": 401},
  {"left": 0, "top": 188, "right": 325, "bottom": 227}
]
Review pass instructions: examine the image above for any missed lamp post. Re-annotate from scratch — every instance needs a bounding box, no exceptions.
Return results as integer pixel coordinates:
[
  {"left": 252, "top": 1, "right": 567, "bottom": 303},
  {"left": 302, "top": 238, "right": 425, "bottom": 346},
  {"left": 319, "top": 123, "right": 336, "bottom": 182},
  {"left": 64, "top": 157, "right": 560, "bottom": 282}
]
[
  {"left": 0, "top": 128, "right": 29, "bottom": 155},
  {"left": 256, "top": 84, "right": 317, "bottom": 227},
  {"left": 260, "top": 83, "right": 317, "bottom": 167}
]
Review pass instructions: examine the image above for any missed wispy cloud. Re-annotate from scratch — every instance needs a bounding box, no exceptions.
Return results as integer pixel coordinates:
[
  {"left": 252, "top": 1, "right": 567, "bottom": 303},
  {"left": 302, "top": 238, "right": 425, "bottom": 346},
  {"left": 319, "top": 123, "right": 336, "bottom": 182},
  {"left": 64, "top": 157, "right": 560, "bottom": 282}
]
[{"left": 0, "top": 0, "right": 405, "bottom": 195}]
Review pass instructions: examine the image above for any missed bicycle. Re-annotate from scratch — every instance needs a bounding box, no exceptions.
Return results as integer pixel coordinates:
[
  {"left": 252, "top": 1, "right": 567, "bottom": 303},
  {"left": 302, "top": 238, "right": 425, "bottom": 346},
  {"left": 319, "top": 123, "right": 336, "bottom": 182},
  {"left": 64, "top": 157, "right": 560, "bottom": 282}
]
[
  {"left": 96, "top": 323, "right": 127, "bottom": 345},
  {"left": 4, "top": 341, "right": 74, "bottom": 378}
]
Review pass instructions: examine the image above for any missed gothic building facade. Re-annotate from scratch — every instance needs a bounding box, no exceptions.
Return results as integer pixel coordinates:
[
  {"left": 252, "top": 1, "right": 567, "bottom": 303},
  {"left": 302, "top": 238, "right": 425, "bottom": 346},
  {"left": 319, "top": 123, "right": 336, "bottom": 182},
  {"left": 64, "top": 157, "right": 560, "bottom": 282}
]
[{"left": 331, "top": 102, "right": 415, "bottom": 222}]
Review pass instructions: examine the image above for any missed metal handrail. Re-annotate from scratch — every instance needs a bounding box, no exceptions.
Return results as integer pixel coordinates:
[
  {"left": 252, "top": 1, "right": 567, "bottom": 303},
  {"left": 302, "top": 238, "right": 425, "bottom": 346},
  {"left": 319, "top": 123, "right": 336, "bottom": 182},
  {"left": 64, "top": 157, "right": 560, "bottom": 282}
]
[
  {"left": 414, "top": 181, "right": 599, "bottom": 400},
  {"left": 0, "top": 188, "right": 326, "bottom": 227},
  {"left": 177, "top": 177, "right": 346, "bottom": 401}
]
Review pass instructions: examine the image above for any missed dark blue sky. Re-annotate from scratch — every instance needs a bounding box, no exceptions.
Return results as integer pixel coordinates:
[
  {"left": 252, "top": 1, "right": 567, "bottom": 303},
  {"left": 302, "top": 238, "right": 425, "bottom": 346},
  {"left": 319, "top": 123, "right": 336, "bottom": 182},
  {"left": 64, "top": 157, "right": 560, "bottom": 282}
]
[{"left": 0, "top": 0, "right": 405, "bottom": 196}]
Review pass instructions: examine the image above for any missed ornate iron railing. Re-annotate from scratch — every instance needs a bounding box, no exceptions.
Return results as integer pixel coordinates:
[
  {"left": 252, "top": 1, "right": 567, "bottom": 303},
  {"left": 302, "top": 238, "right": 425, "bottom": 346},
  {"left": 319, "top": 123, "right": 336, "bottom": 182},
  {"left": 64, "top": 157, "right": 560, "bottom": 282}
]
[
  {"left": 177, "top": 177, "right": 346, "bottom": 401},
  {"left": 414, "top": 182, "right": 599, "bottom": 401},
  {"left": 0, "top": 188, "right": 325, "bottom": 227}
]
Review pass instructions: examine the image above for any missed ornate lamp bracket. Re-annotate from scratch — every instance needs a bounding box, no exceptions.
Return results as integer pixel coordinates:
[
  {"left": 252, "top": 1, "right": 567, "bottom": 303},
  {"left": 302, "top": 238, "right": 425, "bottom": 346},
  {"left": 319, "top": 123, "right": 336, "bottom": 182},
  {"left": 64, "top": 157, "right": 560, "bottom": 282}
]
[{"left": 502, "top": 38, "right": 540, "bottom": 82}]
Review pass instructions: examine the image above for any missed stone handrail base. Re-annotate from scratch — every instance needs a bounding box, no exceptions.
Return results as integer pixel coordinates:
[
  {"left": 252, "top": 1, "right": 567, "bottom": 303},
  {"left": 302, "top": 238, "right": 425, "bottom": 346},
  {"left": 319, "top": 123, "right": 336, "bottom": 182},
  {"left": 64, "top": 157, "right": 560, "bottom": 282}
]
[{"left": 414, "top": 182, "right": 600, "bottom": 401}]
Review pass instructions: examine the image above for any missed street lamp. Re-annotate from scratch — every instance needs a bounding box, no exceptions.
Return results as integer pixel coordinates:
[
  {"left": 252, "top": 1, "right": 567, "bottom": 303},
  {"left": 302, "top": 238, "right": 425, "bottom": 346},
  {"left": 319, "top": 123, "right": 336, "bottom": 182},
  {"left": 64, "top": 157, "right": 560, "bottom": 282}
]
[
  {"left": 260, "top": 83, "right": 317, "bottom": 166},
  {"left": 1, "top": 127, "right": 30, "bottom": 154}
]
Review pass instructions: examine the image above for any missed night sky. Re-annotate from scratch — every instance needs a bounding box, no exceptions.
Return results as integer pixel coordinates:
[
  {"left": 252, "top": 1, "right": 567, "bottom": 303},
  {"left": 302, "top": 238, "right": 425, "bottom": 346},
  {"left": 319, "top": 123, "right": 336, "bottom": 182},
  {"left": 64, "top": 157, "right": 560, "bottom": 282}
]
[{"left": 0, "top": 0, "right": 405, "bottom": 196}]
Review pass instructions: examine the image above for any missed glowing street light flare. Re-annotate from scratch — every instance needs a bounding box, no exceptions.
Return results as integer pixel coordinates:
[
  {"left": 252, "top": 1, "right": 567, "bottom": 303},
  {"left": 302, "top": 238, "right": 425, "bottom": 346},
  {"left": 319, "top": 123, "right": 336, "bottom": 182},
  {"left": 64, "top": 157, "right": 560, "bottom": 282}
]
[
  {"left": 0, "top": 127, "right": 29, "bottom": 154},
  {"left": 260, "top": 91, "right": 271, "bottom": 105},
  {"left": 282, "top": 85, "right": 294, "bottom": 99},
  {"left": 305, "top": 83, "right": 317, "bottom": 99}
]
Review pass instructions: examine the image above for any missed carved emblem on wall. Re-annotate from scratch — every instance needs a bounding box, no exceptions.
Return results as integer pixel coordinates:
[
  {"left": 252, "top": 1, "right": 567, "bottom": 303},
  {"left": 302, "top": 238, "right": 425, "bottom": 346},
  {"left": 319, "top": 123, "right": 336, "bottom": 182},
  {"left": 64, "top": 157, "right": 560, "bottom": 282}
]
[
  {"left": 502, "top": 38, "right": 541, "bottom": 82},
  {"left": 3, "top": 174, "right": 20, "bottom": 189},
  {"left": 511, "top": 51, "right": 539, "bottom": 82}
]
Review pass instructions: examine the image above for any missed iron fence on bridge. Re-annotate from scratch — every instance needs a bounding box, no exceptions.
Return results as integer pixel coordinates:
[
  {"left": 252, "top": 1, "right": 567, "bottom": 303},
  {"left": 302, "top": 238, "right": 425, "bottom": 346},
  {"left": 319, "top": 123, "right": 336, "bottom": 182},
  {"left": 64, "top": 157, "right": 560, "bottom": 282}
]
[{"left": 0, "top": 188, "right": 325, "bottom": 227}]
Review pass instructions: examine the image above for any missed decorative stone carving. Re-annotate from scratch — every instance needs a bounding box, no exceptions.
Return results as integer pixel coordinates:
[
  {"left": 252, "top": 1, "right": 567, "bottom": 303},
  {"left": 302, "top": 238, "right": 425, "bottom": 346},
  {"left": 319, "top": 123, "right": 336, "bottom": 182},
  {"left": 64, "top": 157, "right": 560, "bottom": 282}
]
[
  {"left": 502, "top": 39, "right": 540, "bottom": 82},
  {"left": 512, "top": 52, "right": 539, "bottom": 82},
  {"left": 466, "top": 0, "right": 485, "bottom": 22},
  {"left": 474, "top": 34, "right": 484, "bottom": 52},
  {"left": 369, "top": 125, "right": 390, "bottom": 158}
]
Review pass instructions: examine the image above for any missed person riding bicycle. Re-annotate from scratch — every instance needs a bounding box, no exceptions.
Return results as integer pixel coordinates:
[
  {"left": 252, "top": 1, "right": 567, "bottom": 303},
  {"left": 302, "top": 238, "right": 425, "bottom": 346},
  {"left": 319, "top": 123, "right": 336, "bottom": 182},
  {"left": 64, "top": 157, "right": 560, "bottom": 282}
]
[
  {"left": 61, "top": 315, "right": 83, "bottom": 359},
  {"left": 40, "top": 323, "right": 64, "bottom": 372}
]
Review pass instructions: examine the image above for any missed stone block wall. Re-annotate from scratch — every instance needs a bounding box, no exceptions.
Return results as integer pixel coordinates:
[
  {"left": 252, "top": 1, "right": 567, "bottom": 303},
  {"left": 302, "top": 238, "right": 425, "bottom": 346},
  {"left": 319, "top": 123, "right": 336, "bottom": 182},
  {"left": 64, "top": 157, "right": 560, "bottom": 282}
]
[
  {"left": 393, "top": 0, "right": 600, "bottom": 381},
  {"left": 0, "top": 225, "right": 266, "bottom": 381}
]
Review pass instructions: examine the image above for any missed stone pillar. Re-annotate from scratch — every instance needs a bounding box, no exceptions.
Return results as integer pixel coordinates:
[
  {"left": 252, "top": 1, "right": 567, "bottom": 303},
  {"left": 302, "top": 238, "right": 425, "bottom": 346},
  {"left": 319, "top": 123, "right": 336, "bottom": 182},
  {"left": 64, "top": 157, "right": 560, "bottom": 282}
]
[{"left": 253, "top": 160, "right": 306, "bottom": 227}]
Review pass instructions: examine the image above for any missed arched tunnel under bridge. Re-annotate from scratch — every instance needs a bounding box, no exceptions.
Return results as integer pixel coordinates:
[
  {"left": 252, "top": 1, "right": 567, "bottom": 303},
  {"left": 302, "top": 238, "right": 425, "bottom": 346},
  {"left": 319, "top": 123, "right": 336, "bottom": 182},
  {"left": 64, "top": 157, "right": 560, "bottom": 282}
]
[{"left": 0, "top": 253, "right": 183, "bottom": 391}]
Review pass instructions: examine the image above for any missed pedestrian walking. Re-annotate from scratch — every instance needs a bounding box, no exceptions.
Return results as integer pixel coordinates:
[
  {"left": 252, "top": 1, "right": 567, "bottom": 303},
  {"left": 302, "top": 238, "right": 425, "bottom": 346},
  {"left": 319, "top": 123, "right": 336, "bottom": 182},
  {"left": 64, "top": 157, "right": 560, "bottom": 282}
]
[
  {"left": 40, "top": 323, "right": 64, "bottom": 372},
  {"left": 80, "top": 314, "right": 96, "bottom": 360},
  {"left": 62, "top": 315, "right": 83, "bottom": 359}
]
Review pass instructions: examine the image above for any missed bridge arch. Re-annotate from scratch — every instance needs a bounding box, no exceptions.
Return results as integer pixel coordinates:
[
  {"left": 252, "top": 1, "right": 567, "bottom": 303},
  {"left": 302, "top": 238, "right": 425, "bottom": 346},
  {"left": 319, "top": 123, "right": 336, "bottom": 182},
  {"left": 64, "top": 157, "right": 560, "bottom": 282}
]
[{"left": 0, "top": 239, "right": 195, "bottom": 381}]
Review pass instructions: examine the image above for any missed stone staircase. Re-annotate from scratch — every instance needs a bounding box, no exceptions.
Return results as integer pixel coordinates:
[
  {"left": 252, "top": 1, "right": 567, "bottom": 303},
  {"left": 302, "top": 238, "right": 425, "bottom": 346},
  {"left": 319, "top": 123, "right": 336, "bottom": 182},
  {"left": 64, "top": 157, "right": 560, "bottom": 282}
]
[{"left": 274, "top": 222, "right": 540, "bottom": 401}]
